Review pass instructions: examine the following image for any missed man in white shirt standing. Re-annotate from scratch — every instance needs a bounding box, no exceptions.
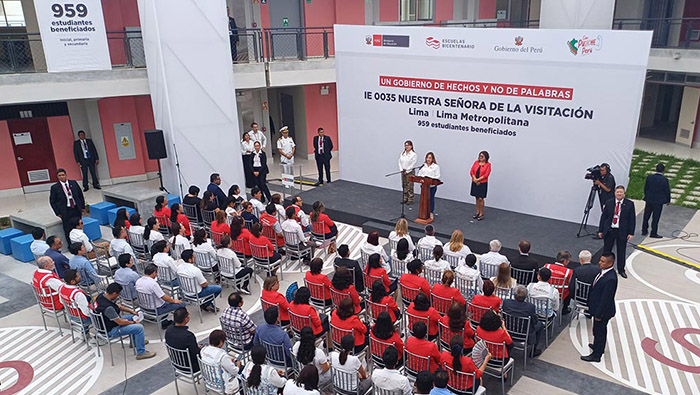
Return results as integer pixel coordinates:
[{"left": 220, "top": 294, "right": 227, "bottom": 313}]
[
  {"left": 527, "top": 267, "right": 560, "bottom": 317},
  {"left": 480, "top": 239, "right": 509, "bottom": 277},
  {"left": 247, "top": 122, "right": 267, "bottom": 149},
  {"left": 276, "top": 126, "right": 295, "bottom": 174},
  {"left": 372, "top": 346, "right": 412, "bottom": 395}
]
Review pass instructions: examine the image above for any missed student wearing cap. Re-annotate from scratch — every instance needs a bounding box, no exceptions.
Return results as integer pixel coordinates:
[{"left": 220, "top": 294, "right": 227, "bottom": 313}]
[{"left": 276, "top": 126, "right": 296, "bottom": 174}]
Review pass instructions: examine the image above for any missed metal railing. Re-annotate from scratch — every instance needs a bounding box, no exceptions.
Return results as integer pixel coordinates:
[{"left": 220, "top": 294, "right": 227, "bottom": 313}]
[{"left": 612, "top": 18, "right": 700, "bottom": 48}]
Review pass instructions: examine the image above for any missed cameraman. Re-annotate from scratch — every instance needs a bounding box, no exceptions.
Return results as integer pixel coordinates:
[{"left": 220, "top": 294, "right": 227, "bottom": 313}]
[{"left": 595, "top": 163, "right": 615, "bottom": 210}]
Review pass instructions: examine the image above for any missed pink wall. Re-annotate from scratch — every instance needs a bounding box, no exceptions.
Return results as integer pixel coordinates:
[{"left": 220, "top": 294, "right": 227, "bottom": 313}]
[
  {"left": 47, "top": 116, "right": 82, "bottom": 181},
  {"left": 304, "top": 83, "right": 339, "bottom": 152},
  {"left": 435, "top": 0, "right": 454, "bottom": 23},
  {"left": 0, "top": 121, "right": 22, "bottom": 191},
  {"left": 479, "top": 0, "right": 496, "bottom": 19},
  {"left": 101, "top": 0, "right": 141, "bottom": 65},
  {"left": 303, "top": 0, "right": 336, "bottom": 57},
  {"left": 97, "top": 96, "right": 155, "bottom": 179},
  {"left": 336, "top": 1, "right": 365, "bottom": 25},
  {"left": 380, "top": 0, "right": 399, "bottom": 22}
]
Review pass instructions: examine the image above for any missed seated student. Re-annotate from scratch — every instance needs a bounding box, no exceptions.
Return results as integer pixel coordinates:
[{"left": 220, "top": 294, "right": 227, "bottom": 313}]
[
  {"left": 440, "top": 302, "right": 475, "bottom": 353},
  {"left": 440, "top": 335, "right": 490, "bottom": 394},
  {"left": 330, "top": 335, "right": 372, "bottom": 394},
  {"left": 113, "top": 207, "right": 131, "bottom": 230},
  {"left": 143, "top": 217, "right": 165, "bottom": 243},
  {"left": 305, "top": 258, "right": 332, "bottom": 306},
  {"left": 230, "top": 216, "right": 252, "bottom": 258},
  {"left": 68, "top": 242, "right": 99, "bottom": 287},
  {"left": 45, "top": 236, "right": 70, "bottom": 279},
  {"left": 527, "top": 267, "right": 560, "bottom": 317},
  {"left": 331, "top": 266, "right": 364, "bottom": 314},
  {"left": 260, "top": 204, "right": 285, "bottom": 248},
  {"left": 424, "top": 245, "right": 451, "bottom": 273},
  {"left": 165, "top": 308, "right": 201, "bottom": 372},
  {"left": 60, "top": 269, "right": 92, "bottom": 329},
  {"left": 309, "top": 201, "right": 337, "bottom": 240},
  {"left": 113, "top": 254, "right": 141, "bottom": 300},
  {"left": 370, "top": 311, "right": 404, "bottom": 363},
  {"left": 192, "top": 228, "right": 218, "bottom": 264},
  {"left": 416, "top": 225, "right": 443, "bottom": 251},
  {"left": 503, "top": 285, "right": 544, "bottom": 357},
  {"left": 69, "top": 217, "right": 108, "bottom": 258},
  {"left": 169, "top": 222, "right": 192, "bottom": 251},
  {"left": 432, "top": 270, "right": 466, "bottom": 307},
  {"left": 30, "top": 228, "right": 49, "bottom": 257},
  {"left": 201, "top": 190, "right": 219, "bottom": 212},
  {"left": 284, "top": 364, "right": 321, "bottom": 395},
  {"left": 415, "top": 371, "right": 434, "bottom": 395},
  {"left": 361, "top": 231, "right": 390, "bottom": 273},
  {"left": 334, "top": 244, "right": 364, "bottom": 293},
  {"left": 331, "top": 298, "right": 369, "bottom": 353},
  {"left": 135, "top": 264, "right": 186, "bottom": 328},
  {"left": 227, "top": 184, "right": 244, "bottom": 206},
  {"left": 293, "top": 327, "right": 331, "bottom": 388},
  {"left": 210, "top": 210, "right": 231, "bottom": 237},
  {"left": 281, "top": 206, "right": 313, "bottom": 262},
  {"left": 129, "top": 213, "right": 145, "bottom": 236},
  {"left": 400, "top": 259, "right": 432, "bottom": 298},
  {"left": 406, "top": 321, "right": 442, "bottom": 373},
  {"left": 220, "top": 293, "right": 256, "bottom": 350},
  {"left": 470, "top": 279, "right": 502, "bottom": 313},
  {"left": 216, "top": 236, "right": 253, "bottom": 293},
  {"left": 476, "top": 310, "right": 513, "bottom": 362},
  {"left": 391, "top": 238, "right": 412, "bottom": 270},
  {"left": 182, "top": 185, "right": 202, "bottom": 223},
  {"left": 289, "top": 286, "right": 329, "bottom": 337},
  {"left": 455, "top": 254, "right": 484, "bottom": 292},
  {"left": 253, "top": 306, "right": 293, "bottom": 364},
  {"left": 430, "top": 369, "right": 451, "bottom": 395},
  {"left": 110, "top": 225, "right": 136, "bottom": 262},
  {"left": 261, "top": 276, "right": 290, "bottom": 326},
  {"left": 243, "top": 345, "right": 287, "bottom": 393},
  {"left": 544, "top": 250, "right": 573, "bottom": 315},
  {"left": 94, "top": 283, "right": 156, "bottom": 360},
  {"left": 444, "top": 230, "right": 472, "bottom": 261},
  {"left": 178, "top": 249, "right": 222, "bottom": 313},
  {"left": 372, "top": 346, "right": 412, "bottom": 395},
  {"left": 248, "top": 223, "right": 281, "bottom": 266},
  {"left": 270, "top": 194, "right": 287, "bottom": 224},
  {"left": 241, "top": 202, "right": 260, "bottom": 226},
  {"left": 249, "top": 187, "right": 266, "bottom": 216},
  {"left": 407, "top": 293, "right": 442, "bottom": 340},
  {"left": 170, "top": 203, "right": 191, "bottom": 237},
  {"left": 201, "top": 329, "right": 241, "bottom": 394},
  {"left": 369, "top": 280, "right": 400, "bottom": 323},
  {"left": 366, "top": 253, "right": 397, "bottom": 293},
  {"left": 287, "top": 195, "right": 311, "bottom": 231},
  {"left": 491, "top": 262, "right": 517, "bottom": 289},
  {"left": 389, "top": 218, "right": 415, "bottom": 254},
  {"left": 151, "top": 240, "right": 181, "bottom": 281},
  {"left": 154, "top": 195, "right": 171, "bottom": 219},
  {"left": 224, "top": 198, "right": 239, "bottom": 223}
]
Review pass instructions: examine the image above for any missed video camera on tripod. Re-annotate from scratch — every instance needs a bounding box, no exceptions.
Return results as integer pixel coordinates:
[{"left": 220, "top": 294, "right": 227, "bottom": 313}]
[
  {"left": 584, "top": 165, "right": 603, "bottom": 184},
  {"left": 578, "top": 164, "right": 607, "bottom": 237}
]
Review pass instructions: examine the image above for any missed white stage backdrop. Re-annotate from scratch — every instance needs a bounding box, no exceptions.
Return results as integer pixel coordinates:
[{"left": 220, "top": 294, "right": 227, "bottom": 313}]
[
  {"left": 335, "top": 25, "right": 651, "bottom": 223},
  {"left": 33, "top": 0, "right": 111, "bottom": 72}
]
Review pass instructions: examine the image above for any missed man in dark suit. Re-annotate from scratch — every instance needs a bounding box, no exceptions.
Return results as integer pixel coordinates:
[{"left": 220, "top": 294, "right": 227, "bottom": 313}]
[
  {"left": 334, "top": 244, "right": 364, "bottom": 293},
  {"left": 568, "top": 249, "right": 600, "bottom": 307},
  {"left": 227, "top": 7, "right": 239, "bottom": 62},
  {"left": 598, "top": 185, "right": 635, "bottom": 278},
  {"left": 581, "top": 252, "right": 618, "bottom": 362},
  {"left": 313, "top": 127, "right": 333, "bottom": 186},
  {"left": 72, "top": 130, "right": 100, "bottom": 191},
  {"left": 511, "top": 239, "right": 540, "bottom": 283},
  {"left": 642, "top": 163, "right": 671, "bottom": 238},
  {"left": 502, "top": 285, "right": 544, "bottom": 357},
  {"left": 207, "top": 173, "right": 228, "bottom": 210},
  {"left": 49, "top": 168, "right": 85, "bottom": 243},
  {"left": 248, "top": 141, "right": 272, "bottom": 203}
]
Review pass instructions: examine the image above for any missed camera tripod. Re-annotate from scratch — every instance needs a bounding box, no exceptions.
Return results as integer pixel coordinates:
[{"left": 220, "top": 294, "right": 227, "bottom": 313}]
[{"left": 577, "top": 184, "right": 599, "bottom": 237}]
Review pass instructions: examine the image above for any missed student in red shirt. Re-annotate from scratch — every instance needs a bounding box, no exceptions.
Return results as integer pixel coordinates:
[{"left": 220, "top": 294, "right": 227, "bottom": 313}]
[
  {"left": 260, "top": 204, "right": 285, "bottom": 247},
  {"left": 154, "top": 195, "right": 171, "bottom": 219},
  {"left": 309, "top": 201, "right": 337, "bottom": 239},
  {"left": 405, "top": 321, "right": 442, "bottom": 373},
  {"left": 230, "top": 216, "right": 252, "bottom": 257},
  {"left": 305, "top": 258, "right": 333, "bottom": 306},
  {"left": 440, "top": 302, "right": 475, "bottom": 353},
  {"left": 470, "top": 279, "right": 502, "bottom": 313},
  {"left": 331, "top": 298, "right": 369, "bottom": 354},
  {"left": 441, "top": 335, "right": 491, "bottom": 393},
  {"left": 210, "top": 210, "right": 230, "bottom": 237},
  {"left": 331, "top": 266, "right": 364, "bottom": 314},
  {"left": 169, "top": 203, "right": 191, "bottom": 237},
  {"left": 400, "top": 259, "right": 431, "bottom": 301},
  {"left": 432, "top": 270, "right": 466, "bottom": 310},
  {"left": 476, "top": 310, "right": 513, "bottom": 361},
  {"left": 248, "top": 223, "right": 281, "bottom": 265},
  {"left": 407, "top": 293, "right": 442, "bottom": 340},
  {"left": 262, "top": 275, "right": 290, "bottom": 326},
  {"left": 366, "top": 253, "right": 397, "bottom": 293},
  {"left": 370, "top": 311, "right": 404, "bottom": 364},
  {"left": 369, "top": 280, "right": 400, "bottom": 323},
  {"left": 289, "top": 286, "right": 328, "bottom": 337}
]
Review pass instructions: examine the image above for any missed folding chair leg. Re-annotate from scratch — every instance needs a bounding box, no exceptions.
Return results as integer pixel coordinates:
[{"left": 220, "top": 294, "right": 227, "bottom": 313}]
[
  {"left": 108, "top": 340, "right": 115, "bottom": 366},
  {"left": 174, "top": 377, "right": 180, "bottom": 394}
]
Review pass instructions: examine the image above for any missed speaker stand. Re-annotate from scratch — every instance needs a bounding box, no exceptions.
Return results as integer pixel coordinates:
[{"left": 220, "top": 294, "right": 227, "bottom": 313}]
[{"left": 157, "top": 160, "right": 169, "bottom": 194}]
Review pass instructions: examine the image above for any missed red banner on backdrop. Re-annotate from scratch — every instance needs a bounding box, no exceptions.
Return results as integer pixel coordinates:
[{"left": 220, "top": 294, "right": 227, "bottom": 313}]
[{"left": 379, "top": 75, "right": 573, "bottom": 100}]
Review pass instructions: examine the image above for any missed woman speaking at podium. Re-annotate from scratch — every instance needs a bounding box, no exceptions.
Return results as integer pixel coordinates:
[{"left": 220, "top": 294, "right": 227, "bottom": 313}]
[
  {"left": 398, "top": 140, "right": 417, "bottom": 205},
  {"left": 418, "top": 152, "right": 440, "bottom": 219},
  {"left": 470, "top": 150, "right": 491, "bottom": 221}
]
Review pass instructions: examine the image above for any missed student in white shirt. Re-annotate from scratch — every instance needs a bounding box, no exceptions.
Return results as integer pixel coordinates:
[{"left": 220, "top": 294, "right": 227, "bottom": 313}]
[
  {"left": 416, "top": 225, "right": 443, "bottom": 258},
  {"left": 249, "top": 188, "right": 266, "bottom": 217},
  {"left": 330, "top": 335, "right": 371, "bottom": 395},
  {"left": 151, "top": 240, "right": 181, "bottom": 278},
  {"left": 424, "top": 245, "right": 450, "bottom": 273},
  {"left": 129, "top": 213, "right": 145, "bottom": 236},
  {"left": 143, "top": 217, "right": 165, "bottom": 243},
  {"left": 398, "top": 140, "right": 417, "bottom": 205},
  {"left": 217, "top": 236, "right": 253, "bottom": 292},
  {"left": 192, "top": 227, "right": 218, "bottom": 263},
  {"left": 110, "top": 225, "right": 136, "bottom": 262},
  {"left": 68, "top": 217, "right": 108, "bottom": 258},
  {"left": 169, "top": 222, "right": 192, "bottom": 251},
  {"left": 293, "top": 327, "right": 330, "bottom": 388},
  {"left": 243, "top": 345, "right": 286, "bottom": 393},
  {"left": 283, "top": 365, "right": 321, "bottom": 395},
  {"left": 388, "top": 218, "right": 415, "bottom": 254},
  {"left": 178, "top": 249, "right": 221, "bottom": 312},
  {"left": 201, "top": 330, "right": 241, "bottom": 394},
  {"left": 271, "top": 194, "right": 287, "bottom": 224},
  {"left": 361, "top": 231, "right": 391, "bottom": 274},
  {"left": 527, "top": 267, "right": 560, "bottom": 317},
  {"left": 281, "top": 207, "right": 313, "bottom": 261},
  {"left": 372, "top": 346, "right": 412, "bottom": 395},
  {"left": 416, "top": 151, "right": 440, "bottom": 218},
  {"left": 455, "top": 254, "right": 484, "bottom": 294},
  {"left": 30, "top": 228, "right": 50, "bottom": 257}
]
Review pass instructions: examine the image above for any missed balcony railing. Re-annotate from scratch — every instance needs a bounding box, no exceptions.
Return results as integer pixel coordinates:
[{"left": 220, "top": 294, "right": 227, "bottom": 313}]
[{"left": 1, "top": 18, "right": 699, "bottom": 75}]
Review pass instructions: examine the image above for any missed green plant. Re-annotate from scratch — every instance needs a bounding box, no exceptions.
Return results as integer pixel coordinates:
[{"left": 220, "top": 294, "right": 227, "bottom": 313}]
[
  {"left": 0, "top": 217, "right": 10, "bottom": 229},
  {"left": 628, "top": 150, "right": 700, "bottom": 210}
]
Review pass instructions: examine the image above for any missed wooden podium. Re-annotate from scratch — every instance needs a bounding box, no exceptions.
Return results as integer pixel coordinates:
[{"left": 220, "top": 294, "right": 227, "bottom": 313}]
[{"left": 408, "top": 175, "right": 443, "bottom": 224}]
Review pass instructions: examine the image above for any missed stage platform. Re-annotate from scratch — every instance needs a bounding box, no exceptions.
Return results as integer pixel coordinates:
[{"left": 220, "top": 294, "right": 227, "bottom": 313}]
[{"left": 293, "top": 180, "right": 606, "bottom": 266}]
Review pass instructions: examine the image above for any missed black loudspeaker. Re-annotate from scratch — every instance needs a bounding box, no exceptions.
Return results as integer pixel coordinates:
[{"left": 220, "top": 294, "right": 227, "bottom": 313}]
[{"left": 144, "top": 129, "right": 167, "bottom": 159}]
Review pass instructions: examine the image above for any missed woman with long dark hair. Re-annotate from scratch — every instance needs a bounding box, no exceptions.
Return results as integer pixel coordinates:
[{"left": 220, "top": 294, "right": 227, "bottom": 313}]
[
  {"left": 476, "top": 310, "right": 513, "bottom": 362},
  {"left": 169, "top": 222, "right": 192, "bottom": 251},
  {"left": 331, "top": 266, "right": 363, "bottom": 314},
  {"left": 283, "top": 364, "right": 320, "bottom": 394},
  {"left": 417, "top": 151, "right": 440, "bottom": 218},
  {"left": 243, "top": 345, "right": 286, "bottom": 392},
  {"left": 113, "top": 207, "right": 131, "bottom": 230},
  {"left": 248, "top": 223, "right": 281, "bottom": 265},
  {"left": 366, "top": 253, "right": 397, "bottom": 293},
  {"left": 143, "top": 216, "right": 164, "bottom": 242},
  {"left": 439, "top": 335, "right": 490, "bottom": 393},
  {"left": 331, "top": 298, "right": 369, "bottom": 353},
  {"left": 439, "top": 301, "right": 475, "bottom": 353},
  {"left": 305, "top": 258, "right": 332, "bottom": 306},
  {"left": 154, "top": 195, "right": 171, "bottom": 218},
  {"left": 407, "top": 292, "right": 442, "bottom": 340},
  {"left": 292, "top": 327, "right": 330, "bottom": 388},
  {"left": 192, "top": 227, "right": 217, "bottom": 262},
  {"left": 309, "top": 201, "right": 337, "bottom": 249},
  {"left": 470, "top": 150, "right": 491, "bottom": 221},
  {"left": 229, "top": 216, "right": 252, "bottom": 258},
  {"left": 201, "top": 190, "right": 218, "bottom": 212},
  {"left": 398, "top": 140, "right": 417, "bottom": 205},
  {"left": 169, "top": 203, "right": 191, "bottom": 237},
  {"left": 370, "top": 311, "right": 404, "bottom": 365},
  {"left": 370, "top": 280, "right": 400, "bottom": 323},
  {"left": 391, "top": 238, "right": 411, "bottom": 265},
  {"left": 241, "top": 132, "right": 255, "bottom": 189},
  {"left": 129, "top": 213, "right": 144, "bottom": 235},
  {"left": 330, "top": 335, "right": 371, "bottom": 394},
  {"left": 289, "top": 287, "right": 329, "bottom": 337}
]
